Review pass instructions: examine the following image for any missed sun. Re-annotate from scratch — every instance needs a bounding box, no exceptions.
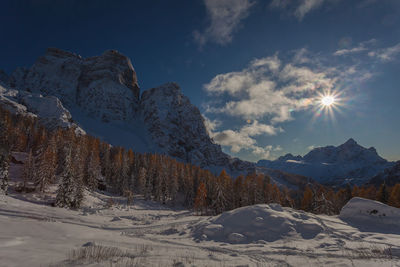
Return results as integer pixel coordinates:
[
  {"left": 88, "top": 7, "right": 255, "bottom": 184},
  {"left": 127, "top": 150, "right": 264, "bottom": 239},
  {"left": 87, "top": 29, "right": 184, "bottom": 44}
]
[{"left": 321, "top": 95, "right": 335, "bottom": 106}]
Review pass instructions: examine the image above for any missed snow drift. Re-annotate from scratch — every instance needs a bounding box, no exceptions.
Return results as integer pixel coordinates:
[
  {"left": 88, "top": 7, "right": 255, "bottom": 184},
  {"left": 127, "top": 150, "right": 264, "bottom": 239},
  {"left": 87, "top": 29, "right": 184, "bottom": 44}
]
[
  {"left": 193, "top": 204, "right": 324, "bottom": 244},
  {"left": 339, "top": 197, "right": 400, "bottom": 233}
]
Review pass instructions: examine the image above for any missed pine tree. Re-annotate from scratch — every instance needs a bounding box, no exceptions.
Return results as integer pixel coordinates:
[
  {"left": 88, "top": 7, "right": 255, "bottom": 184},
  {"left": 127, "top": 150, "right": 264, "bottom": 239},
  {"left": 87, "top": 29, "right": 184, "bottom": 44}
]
[
  {"left": 55, "top": 147, "right": 84, "bottom": 209},
  {"left": 0, "top": 149, "right": 10, "bottom": 195},
  {"left": 377, "top": 182, "right": 389, "bottom": 204},
  {"left": 72, "top": 145, "right": 85, "bottom": 208},
  {"left": 55, "top": 148, "right": 75, "bottom": 208},
  {"left": 34, "top": 137, "right": 57, "bottom": 192},
  {"left": 137, "top": 167, "right": 147, "bottom": 194},
  {"left": 22, "top": 149, "right": 35, "bottom": 191},
  {"left": 194, "top": 182, "right": 207, "bottom": 215},
  {"left": 388, "top": 183, "right": 400, "bottom": 208},
  {"left": 84, "top": 139, "right": 101, "bottom": 190},
  {"left": 211, "top": 170, "right": 230, "bottom": 214},
  {"left": 301, "top": 186, "right": 314, "bottom": 212}
]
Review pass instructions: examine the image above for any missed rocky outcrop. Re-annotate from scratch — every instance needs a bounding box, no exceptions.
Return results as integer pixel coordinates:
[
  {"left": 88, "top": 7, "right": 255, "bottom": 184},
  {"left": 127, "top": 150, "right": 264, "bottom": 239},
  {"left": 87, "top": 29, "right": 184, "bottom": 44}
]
[
  {"left": 6, "top": 48, "right": 255, "bottom": 175},
  {"left": 9, "top": 48, "right": 140, "bottom": 122},
  {"left": 0, "top": 83, "right": 84, "bottom": 133},
  {"left": 140, "top": 82, "right": 232, "bottom": 168}
]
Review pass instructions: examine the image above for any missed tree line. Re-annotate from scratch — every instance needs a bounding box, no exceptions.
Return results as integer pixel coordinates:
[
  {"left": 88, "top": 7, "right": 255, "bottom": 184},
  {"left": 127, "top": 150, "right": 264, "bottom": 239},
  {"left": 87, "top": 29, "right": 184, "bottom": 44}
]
[{"left": 0, "top": 105, "right": 399, "bottom": 215}]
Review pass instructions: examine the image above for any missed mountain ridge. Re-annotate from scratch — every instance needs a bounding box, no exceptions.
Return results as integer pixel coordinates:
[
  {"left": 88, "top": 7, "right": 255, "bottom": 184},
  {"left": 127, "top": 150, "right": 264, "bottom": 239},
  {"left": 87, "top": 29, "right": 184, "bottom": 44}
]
[
  {"left": 2, "top": 47, "right": 393, "bottom": 188},
  {"left": 257, "top": 138, "right": 394, "bottom": 185}
]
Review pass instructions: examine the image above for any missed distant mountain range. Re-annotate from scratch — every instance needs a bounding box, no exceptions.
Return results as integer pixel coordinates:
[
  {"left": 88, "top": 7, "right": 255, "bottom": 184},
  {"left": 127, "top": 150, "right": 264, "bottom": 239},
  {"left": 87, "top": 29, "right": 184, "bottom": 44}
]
[
  {"left": 0, "top": 48, "right": 395, "bottom": 188},
  {"left": 257, "top": 138, "right": 395, "bottom": 186}
]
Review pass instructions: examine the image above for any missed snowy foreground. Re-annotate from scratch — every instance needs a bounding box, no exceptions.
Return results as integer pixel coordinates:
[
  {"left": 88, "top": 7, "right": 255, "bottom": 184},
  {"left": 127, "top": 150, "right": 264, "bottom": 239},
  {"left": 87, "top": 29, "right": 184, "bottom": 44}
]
[{"left": 1, "top": 192, "right": 400, "bottom": 267}]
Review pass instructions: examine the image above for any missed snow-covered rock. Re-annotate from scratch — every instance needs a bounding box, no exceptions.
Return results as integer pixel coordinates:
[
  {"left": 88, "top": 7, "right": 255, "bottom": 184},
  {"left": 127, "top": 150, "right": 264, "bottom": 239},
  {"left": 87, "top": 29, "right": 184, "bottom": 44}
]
[
  {"left": 257, "top": 138, "right": 394, "bottom": 185},
  {"left": 194, "top": 204, "right": 324, "bottom": 243},
  {"left": 140, "top": 82, "right": 241, "bottom": 169},
  {"left": 0, "top": 83, "right": 84, "bottom": 133},
  {"left": 9, "top": 47, "right": 140, "bottom": 122},
  {"left": 7, "top": 48, "right": 258, "bottom": 176},
  {"left": 339, "top": 197, "right": 400, "bottom": 233}
]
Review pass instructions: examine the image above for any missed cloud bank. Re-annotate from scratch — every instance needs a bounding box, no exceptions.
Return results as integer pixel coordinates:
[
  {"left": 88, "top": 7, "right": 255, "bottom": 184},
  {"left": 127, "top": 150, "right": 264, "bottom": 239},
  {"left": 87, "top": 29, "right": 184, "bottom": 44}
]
[
  {"left": 270, "top": 0, "right": 327, "bottom": 20},
  {"left": 203, "top": 45, "right": 382, "bottom": 159},
  {"left": 194, "top": 0, "right": 255, "bottom": 46}
]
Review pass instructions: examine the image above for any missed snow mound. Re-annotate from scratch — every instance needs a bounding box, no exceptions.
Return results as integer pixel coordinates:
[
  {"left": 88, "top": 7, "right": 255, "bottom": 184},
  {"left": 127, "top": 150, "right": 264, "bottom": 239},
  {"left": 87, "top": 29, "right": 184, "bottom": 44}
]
[
  {"left": 339, "top": 197, "right": 400, "bottom": 233},
  {"left": 194, "top": 204, "right": 324, "bottom": 243}
]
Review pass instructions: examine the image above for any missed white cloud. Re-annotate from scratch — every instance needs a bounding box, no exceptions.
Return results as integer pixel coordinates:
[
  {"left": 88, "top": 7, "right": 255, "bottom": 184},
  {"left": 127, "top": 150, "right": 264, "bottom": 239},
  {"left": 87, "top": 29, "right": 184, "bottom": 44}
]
[
  {"left": 194, "top": 0, "right": 255, "bottom": 47},
  {"left": 334, "top": 39, "right": 377, "bottom": 56},
  {"left": 202, "top": 115, "right": 221, "bottom": 136},
  {"left": 205, "top": 51, "right": 336, "bottom": 122},
  {"left": 270, "top": 0, "right": 328, "bottom": 20},
  {"left": 294, "top": 0, "right": 324, "bottom": 20},
  {"left": 212, "top": 120, "right": 282, "bottom": 158},
  {"left": 368, "top": 43, "right": 400, "bottom": 62},
  {"left": 204, "top": 47, "right": 378, "bottom": 160},
  {"left": 334, "top": 39, "right": 400, "bottom": 63}
]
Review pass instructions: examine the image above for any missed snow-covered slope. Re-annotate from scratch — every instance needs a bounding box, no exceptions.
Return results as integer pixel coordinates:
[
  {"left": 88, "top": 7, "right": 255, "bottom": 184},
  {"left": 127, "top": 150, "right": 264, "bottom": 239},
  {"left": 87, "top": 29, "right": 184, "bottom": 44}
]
[
  {"left": 2, "top": 191, "right": 400, "bottom": 267},
  {"left": 340, "top": 197, "right": 400, "bottom": 233},
  {"left": 367, "top": 161, "right": 400, "bottom": 187},
  {"left": 194, "top": 203, "right": 324, "bottom": 244},
  {"left": 257, "top": 139, "right": 394, "bottom": 186},
  {"left": 0, "top": 82, "right": 84, "bottom": 132}
]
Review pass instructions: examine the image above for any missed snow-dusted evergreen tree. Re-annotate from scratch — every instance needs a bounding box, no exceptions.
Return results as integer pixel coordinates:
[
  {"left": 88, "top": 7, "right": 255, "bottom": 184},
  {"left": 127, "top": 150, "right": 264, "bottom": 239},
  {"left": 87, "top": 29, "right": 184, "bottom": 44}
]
[
  {"left": 377, "top": 182, "right": 389, "bottom": 204},
  {"left": 0, "top": 148, "right": 10, "bottom": 195},
  {"left": 55, "top": 147, "right": 75, "bottom": 208},
  {"left": 84, "top": 139, "right": 101, "bottom": 190},
  {"left": 34, "top": 136, "right": 57, "bottom": 192},
  {"left": 137, "top": 167, "right": 147, "bottom": 194},
  {"left": 72, "top": 146, "right": 85, "bottom": 208},
  {"left": 22, "top": 149, "right": 35, "bottom": 191},
  {"left": 168, "top": 162, "right": 179, "bottom": 205},
  {"left": 211, "top": 170, "right": 230, "bottom": 215},
  {"left": 55, "top": 146, "right": 84, "bottom": 209}
]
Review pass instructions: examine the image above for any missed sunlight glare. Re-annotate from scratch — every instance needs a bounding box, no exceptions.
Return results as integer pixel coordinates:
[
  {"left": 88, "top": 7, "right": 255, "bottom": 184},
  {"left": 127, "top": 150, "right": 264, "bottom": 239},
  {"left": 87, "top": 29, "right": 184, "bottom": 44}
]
[{"left": 321, "top": 95, "right": 335, "bottom": 106}]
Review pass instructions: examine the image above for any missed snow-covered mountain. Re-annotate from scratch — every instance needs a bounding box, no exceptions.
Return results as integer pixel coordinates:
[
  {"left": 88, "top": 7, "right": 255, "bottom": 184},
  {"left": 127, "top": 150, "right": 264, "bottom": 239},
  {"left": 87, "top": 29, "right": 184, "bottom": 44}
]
[
  {"left": 257, "top": 138, "right": 394, "bottom": 186},
  {"left": 0, "top": 83, "right": 84, "bottom": 133},
  {"left": 1, "top": 48, "right": 256, "bottom": 176},
  {"left": 367, "top": 161, "right": 400, "bottom": 187},
  {"left": 9, "top": 48, "right": 140, "bottom": 122},
  {"left": 3, "top": 48, "right": 393, "bottom": 189}
]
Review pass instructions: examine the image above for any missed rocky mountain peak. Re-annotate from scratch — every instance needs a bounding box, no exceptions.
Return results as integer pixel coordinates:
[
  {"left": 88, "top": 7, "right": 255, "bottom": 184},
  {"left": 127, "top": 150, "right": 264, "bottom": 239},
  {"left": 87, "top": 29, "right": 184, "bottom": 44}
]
[
  {"left": 9, "top": 47, "right": 140, "bottom": 122},
  {"left": 45, "top": 47, "right": 82, "bottom": 60},
  {"left": 343, "top": 138, "right": 357, "bottom": 146},
  {"left": 4, "top": 48, "right": 255, "bottom": 176}
]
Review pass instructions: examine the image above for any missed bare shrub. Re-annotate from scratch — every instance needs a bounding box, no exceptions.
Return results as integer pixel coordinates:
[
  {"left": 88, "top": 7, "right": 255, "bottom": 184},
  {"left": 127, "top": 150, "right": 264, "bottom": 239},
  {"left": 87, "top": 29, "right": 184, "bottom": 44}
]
[{"left": 68, "top": 245, "right": 135, "bottom": 263}]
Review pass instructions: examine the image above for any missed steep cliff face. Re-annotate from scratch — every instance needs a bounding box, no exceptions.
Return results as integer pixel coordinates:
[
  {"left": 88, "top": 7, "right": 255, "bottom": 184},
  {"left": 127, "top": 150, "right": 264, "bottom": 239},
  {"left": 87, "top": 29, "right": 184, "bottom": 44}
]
[
  {"left": 1, "top": 48, "right": 322, "bottom": 189},
  {"left": 9, "top": 48, "right": 140, "bottom": 122},
  {"left": 5, "top": 48, "right": 252, "bottom": 174},
  {"left": 140, "top": 82, "right": 233, "bottom": 168}
]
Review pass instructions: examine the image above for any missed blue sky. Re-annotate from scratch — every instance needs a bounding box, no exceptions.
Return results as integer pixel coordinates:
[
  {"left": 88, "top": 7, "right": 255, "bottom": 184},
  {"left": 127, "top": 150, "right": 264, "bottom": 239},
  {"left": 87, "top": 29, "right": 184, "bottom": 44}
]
[{"left": 1, "top": 0, "right": 400, "bottom": 162}]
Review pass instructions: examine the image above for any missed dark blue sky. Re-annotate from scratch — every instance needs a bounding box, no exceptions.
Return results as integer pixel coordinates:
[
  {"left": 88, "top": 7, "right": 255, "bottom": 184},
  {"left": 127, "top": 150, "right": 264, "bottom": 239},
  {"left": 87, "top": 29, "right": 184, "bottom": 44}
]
[{"left": 1, "top": 0, "right": 400, "bottom": 161}]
